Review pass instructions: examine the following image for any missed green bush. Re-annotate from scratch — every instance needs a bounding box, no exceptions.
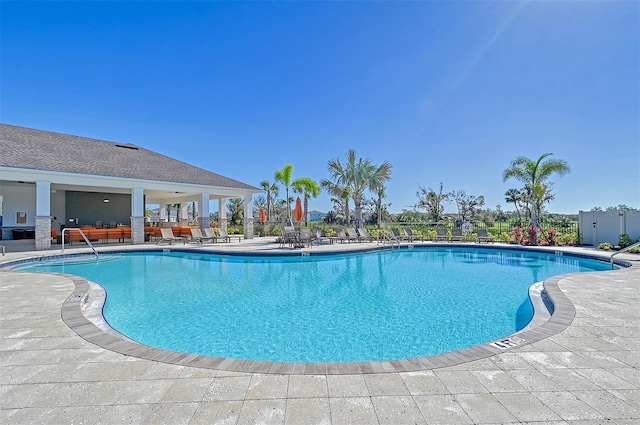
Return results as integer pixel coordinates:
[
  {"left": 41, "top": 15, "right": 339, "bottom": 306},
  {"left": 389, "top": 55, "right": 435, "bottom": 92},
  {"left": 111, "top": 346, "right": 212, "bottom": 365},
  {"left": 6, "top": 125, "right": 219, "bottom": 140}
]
[
  {"left": 423, "top": 229, "right": 437, "bottom": 241},
  {"left": 598, "top": 242, "right": 614, "bottom": 251},
  {"left": 619, "top": 234, "right": 634, "bottom": 248},
  {"left": 556, "top": 233, "right": 577, "bottom": 246}
]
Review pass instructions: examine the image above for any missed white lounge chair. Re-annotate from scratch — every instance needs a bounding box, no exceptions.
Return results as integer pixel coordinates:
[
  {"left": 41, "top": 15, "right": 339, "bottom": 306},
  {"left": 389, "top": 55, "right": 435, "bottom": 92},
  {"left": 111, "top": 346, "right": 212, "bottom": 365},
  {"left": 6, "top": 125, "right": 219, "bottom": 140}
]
[
  {"left": 157, "top": 228, "right": 185, "bottom": 245},
  {"left": 189, "top": 228, "right": 213, "bottom": 244}
]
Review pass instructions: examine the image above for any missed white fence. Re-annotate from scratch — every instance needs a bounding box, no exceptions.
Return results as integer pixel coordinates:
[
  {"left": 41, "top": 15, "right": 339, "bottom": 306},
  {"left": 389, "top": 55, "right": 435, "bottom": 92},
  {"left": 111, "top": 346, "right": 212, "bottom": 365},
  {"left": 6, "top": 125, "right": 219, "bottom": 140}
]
[{"left": 579, "top": 209, "right": 640, "bottom": 246}]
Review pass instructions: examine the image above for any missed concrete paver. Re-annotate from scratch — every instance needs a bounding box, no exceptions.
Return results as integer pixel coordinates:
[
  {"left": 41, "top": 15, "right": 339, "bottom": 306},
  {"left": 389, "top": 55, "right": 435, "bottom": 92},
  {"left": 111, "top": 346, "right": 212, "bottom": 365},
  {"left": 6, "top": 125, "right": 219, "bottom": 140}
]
[{"left": 1, "top": 240, "right": 638, "bottom": 424}]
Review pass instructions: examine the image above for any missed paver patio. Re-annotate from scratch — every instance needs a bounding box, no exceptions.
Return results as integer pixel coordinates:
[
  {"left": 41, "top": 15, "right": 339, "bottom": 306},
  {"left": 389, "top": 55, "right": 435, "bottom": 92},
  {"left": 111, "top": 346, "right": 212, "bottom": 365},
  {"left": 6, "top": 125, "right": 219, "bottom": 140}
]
[{"left": 1, "top": 239, "right": 638, "bottom": 424}]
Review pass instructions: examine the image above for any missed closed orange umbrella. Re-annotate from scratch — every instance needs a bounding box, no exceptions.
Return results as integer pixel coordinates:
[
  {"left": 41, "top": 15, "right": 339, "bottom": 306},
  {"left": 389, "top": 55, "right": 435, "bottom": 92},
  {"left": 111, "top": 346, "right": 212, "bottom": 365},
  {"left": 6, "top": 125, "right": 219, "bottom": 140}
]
[
  {"left": 294, "top": 197, "right": 304, "bottom": 222},
  {"left": 259, "top": 208, "right": 266, "bottom": 223}
]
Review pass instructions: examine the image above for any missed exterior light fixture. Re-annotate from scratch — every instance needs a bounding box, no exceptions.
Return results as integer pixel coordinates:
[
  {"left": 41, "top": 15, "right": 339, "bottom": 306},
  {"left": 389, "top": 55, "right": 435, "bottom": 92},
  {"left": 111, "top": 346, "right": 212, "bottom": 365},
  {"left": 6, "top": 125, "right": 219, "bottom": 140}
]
[{"left": 103, "top": 199, "right": 110, "bottom": 203}]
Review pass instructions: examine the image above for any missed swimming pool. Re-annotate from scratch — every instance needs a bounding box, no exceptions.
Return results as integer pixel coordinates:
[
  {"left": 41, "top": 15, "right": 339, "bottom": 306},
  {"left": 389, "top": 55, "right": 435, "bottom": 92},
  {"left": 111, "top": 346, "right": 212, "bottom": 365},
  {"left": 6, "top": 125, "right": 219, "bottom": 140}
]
[{"left": 14, "top": 247, "right": 613, "bottom": 363}]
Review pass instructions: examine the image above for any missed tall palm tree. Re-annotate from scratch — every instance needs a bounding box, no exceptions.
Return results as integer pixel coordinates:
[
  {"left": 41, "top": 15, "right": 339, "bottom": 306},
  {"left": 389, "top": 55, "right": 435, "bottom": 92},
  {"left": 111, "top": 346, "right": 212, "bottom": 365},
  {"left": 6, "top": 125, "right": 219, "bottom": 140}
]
[
  {"left": 292, "top": 177, "right": 320, "bottom": 227},
  {"left": 368, "top": 161, "right": 392, "bottom": 226},
  {"left": 504, "top": 188, "right": 523, "bottom": 225},
  {"left": 274, "top": 164, "right": 294, "bottom": 223},
  {"left": 327, "top": 150, "right": 392, "bottom": 228},
  {"left": 321, "top": 179, "right": 351, "bottom": 226},
  {"left": 371, "top": 185, "right": 387, "bottom": 226},
  {"left": 503, "top": 153, "right": 570, "bottom": 243},
  {"left": 259, "top": 180, "right": 279, "bottom": 222}
]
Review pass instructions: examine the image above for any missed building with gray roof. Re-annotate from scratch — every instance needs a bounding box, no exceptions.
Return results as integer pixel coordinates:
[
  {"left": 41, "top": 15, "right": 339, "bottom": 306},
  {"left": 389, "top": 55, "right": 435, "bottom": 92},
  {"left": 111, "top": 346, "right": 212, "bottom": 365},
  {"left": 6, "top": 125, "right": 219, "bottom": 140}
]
[{"left": 0, "top": 123, "right": 261, "bottom": 250}]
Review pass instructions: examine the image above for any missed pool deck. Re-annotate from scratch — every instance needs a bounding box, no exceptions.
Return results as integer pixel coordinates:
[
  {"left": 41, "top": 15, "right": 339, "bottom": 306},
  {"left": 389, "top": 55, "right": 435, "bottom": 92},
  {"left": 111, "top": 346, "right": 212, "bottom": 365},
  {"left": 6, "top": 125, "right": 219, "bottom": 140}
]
[{"left": 1, "top": 238, "right": 639, "bottom": 424}]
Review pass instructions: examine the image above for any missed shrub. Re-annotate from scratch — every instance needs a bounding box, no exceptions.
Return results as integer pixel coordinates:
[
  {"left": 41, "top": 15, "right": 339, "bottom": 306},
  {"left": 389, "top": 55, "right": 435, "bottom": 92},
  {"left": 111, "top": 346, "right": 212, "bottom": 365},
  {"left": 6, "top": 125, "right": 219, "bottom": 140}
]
[
  {"left": 423, "top": 229, "right": 437, "bottom": 241},
  {"left": 598, "top": 242, "right": 614, "bottom": 251},
  {"left": 512, "top": 226, "right": 523, "bottom": 244},
  {"left": 541, "top": 228, "right": 558, "bottom": 246},
  {"left": 556, "top": 233, "right": 577, "bottom": 246},
  {"left": 619, "top": 234, "right": 634, "bottom": 248}
]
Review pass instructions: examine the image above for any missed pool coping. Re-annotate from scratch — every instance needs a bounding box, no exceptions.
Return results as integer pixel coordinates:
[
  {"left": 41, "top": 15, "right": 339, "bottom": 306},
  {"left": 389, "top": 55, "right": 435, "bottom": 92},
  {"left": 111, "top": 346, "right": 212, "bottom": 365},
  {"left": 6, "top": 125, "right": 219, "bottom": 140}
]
[{"left": 3, "top": 244, "right": 634, "bottom": 374}]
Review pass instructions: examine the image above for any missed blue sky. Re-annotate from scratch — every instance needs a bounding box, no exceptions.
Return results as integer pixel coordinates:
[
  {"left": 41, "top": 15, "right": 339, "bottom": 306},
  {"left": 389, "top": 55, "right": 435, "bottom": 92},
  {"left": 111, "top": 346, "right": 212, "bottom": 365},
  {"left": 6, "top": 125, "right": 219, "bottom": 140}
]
[{"left": 2, "top": 1, "right": 638, "bottom": 214}]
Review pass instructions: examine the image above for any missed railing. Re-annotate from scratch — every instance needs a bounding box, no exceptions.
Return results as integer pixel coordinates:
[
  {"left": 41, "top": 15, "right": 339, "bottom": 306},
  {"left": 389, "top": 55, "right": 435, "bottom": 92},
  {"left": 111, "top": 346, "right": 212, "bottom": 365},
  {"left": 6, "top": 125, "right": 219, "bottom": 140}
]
[
  {"left": 1, "top": 245, "right": 5, "bottom": 256},
  {"left": 610, "top": 241, "right": 640, "bottom": 269},
  {"left": 62, "top": 228, "right": 99, "bottom": 258}
]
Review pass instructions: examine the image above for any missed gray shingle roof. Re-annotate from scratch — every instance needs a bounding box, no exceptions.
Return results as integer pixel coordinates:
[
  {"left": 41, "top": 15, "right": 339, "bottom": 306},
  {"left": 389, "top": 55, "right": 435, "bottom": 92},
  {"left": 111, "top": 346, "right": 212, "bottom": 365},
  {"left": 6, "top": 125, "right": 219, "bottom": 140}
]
[{"left": 0, "top": 123, "right": 258, "bottom": 190}]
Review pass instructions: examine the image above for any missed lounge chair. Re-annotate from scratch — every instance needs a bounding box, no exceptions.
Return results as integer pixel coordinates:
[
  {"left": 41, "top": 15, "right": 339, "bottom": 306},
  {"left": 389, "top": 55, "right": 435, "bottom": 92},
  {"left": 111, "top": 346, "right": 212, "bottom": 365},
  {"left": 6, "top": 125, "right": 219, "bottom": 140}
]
[
  {"left": 435, "top": 228, "right": 448, "bottom": 242},
  {"left": 356, "top": 227, "right": 375, "bottom": 242},
  {"left": 313, "top": 228, "right": 330, "bottom": 245},
  {"left": 476, "top": 228, "right": 494, "bottom": 243},
  {"left": 215, "top": 227, "right": 232, "bottom": 243},
  {"left": 380, "top": 229, "right": 400, "bottom": 245},
  {"left": 450, "top": 227, "right": 465, "bottom": 242},
  {"left": 157, "top": 228, "right": 185, "bottom": 245},
  {"left": 405, "top": 227, "right": 422, "bottom": 242},
  {"left": 189, "top": 228, "right": 213, "bottom": 244},
  {"left": 346, "top": 228, "right": 362, "bottom": 242},
  {"left": 95, "top": 220, "right": 103, "bottom": 229},
  {"left": 109, "top": 220, "right": 117, "bottom": 228},
  {"left": 390, "top": 228, "right": 408, "bottom": 241},
  {"left": 334, "top": 229, "right": 349, "bottom": 243},
  {"left": 203, "top": 227, "right": 219, "bottom": 242}
]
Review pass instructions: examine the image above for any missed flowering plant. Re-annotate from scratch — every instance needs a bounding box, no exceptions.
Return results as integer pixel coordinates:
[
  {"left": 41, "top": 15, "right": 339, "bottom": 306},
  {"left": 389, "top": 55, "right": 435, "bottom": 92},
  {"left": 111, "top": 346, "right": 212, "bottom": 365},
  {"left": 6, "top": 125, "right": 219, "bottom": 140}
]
[{"left": 512, "top": 226, "right": 523, "bottom": 244}]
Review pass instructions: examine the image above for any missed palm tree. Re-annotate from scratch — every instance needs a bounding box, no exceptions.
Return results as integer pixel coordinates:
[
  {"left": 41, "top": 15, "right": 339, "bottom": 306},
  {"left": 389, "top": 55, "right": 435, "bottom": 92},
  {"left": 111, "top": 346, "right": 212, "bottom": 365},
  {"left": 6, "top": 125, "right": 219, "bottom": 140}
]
[
  {"left": 373, "top": 184, "right": 387, "bottom": 226},
  {"left": 321, "top": 179, "right": 351, "bottom": 226},
  {"left": 503, "top": 153, "right": 570, "bottom": 243},
  {"left": 368, "top": 161, "right": 392, "bottom": 226},
  {"left": 292, "top": 177, "right": 320, "bottom": 226},
  {"left": 259, "top": 180, "right": 279, "bottom": 222},
  {"left": 327, "top": 150, "right": 392, "bottom": 228},
  {"left": 227, "top": 198, "right": 244, "bottom": 226},
  {"left": 274, "top": 164, "right": 294, "bottom": 224},
  {"left": 504, "top": 188, "right": 523, "bottom": 225}
]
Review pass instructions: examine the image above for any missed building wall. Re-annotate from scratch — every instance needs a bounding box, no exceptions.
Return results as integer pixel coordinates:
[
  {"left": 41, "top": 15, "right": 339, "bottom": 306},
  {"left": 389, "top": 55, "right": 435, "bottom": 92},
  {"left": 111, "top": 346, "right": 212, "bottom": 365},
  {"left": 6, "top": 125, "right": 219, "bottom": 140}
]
[
  {"left": 579, "top": 209, "right": 640, "bottom": 246},
  {"left": 65, "top": 191, "right": 131, "bottom": 228},
  {"left": 0, "top": 181, "right": 36, "bottom": 239}
]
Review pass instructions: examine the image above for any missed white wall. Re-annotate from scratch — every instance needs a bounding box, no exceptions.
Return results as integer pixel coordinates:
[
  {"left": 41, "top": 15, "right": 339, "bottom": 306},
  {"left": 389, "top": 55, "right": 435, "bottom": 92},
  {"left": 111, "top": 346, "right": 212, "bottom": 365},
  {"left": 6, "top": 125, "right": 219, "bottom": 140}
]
[
  {"left": 579, "top": 209, "right": 640, "bottom": 246},
  {"left": 0, "top": 181, "right": 36, "bottom": 227}
]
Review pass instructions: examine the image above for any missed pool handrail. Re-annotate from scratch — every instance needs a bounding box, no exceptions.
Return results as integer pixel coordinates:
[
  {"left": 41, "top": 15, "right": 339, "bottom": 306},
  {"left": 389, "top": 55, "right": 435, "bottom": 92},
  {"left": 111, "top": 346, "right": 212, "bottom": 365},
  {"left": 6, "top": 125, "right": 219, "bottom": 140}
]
[
  {"left": 62, "top": 228, "right": 99, "bottom": 259},
  {"left": 610, "top": 241, "right": 640, "bottom": 269}
]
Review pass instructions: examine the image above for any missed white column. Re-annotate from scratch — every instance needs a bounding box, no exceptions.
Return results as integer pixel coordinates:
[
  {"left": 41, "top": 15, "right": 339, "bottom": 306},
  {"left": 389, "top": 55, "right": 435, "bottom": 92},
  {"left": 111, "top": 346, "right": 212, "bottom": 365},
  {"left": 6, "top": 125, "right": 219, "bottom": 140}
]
[
  {"left": 130, "top": 187, "right": 145, "bottom": 244},
  {"left": 244, "top": 195, "right": 254, "bottom": 239},
  {"left": 35, "top": 181, "right": 52, "bottom": 250},
  {"left": 219, "top": 198, "right": 228, "bottom": 232},
  {"left": 181, "top": 205, "right": 189, "bottom": 225},
  {"left": 198, "top": 192, "right": 211, "bottom": 229}
]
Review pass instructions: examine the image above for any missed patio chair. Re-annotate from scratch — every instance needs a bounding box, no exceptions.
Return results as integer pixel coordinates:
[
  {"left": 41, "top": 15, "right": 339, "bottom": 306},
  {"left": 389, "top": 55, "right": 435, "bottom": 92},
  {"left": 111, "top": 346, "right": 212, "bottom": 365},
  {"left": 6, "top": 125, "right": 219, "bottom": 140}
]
[
  {"left": 380, "top": 230, "right": 400, "bottom": 245},
  {"left": 346, "top": 228, "right": 362, "bottom": 242},
  {"left": 189, "top": 228, "right": 213, "bottom": 244},
  {"left": 334, "top": 229, "right": 349, "bottom": 243},
  {"left": 356, "top": 227, "right": 375, "bottom": 242},
  {"left": 215, "top": 227, "right": 232, "bottom": 243},
  {"left": 404, "top": 227, "right": 422, "bottom": 242},
  {"left": 313, "top": 228, "right": 330, "bottom": 245},
  {"left": 476, "top": 228, "right": 494, "bottom": 243},
  {"left": 450, "top": 227, "right": 465, "bottom": 242},
  {"left": 299, "top": 227, "right": 313, "bottom": 248},
  {"left": 157, "top": 228, "right": 185, "bottom": 245},
  {"left": 109, "top": 221, "right": 117, "bottom": 228},
  {"left": 203, "top": 227, "right": 219, "bottom": 243},
  {"left": 435, "top": 228, "right": 449, "bottom": 242},
  {"left": 95, "top": 220, "right": 104, "bottom": 229},
  {"left": 390, "top": 228, "right": 409, "bottom": 241}
]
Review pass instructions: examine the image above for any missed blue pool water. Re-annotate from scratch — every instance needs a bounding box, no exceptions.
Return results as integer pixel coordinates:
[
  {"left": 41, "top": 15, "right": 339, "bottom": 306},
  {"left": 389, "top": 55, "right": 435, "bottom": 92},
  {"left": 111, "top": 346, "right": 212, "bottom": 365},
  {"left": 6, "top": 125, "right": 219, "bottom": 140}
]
[{"left": 16, "top": 247, "right": 611, "bottom": 362}]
